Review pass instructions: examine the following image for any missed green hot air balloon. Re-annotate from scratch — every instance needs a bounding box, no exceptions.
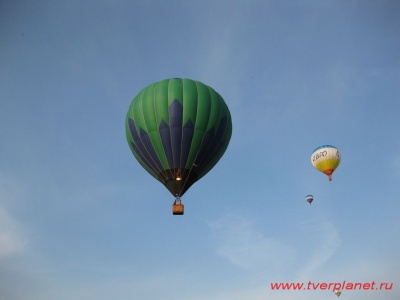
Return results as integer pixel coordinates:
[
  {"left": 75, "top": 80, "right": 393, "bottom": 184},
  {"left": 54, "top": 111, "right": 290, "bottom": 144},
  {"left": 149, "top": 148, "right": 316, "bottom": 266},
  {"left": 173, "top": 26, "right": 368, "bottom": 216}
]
[{"left": 125, "top": 78, "right": 232, "bottom": 215}]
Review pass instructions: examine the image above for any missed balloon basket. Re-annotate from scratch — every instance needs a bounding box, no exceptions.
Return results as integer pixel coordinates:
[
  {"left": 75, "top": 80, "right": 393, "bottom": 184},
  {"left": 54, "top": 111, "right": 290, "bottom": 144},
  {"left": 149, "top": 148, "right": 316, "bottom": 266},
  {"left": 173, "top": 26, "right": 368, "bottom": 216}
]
[
  {"left": 172, "top": 198, "right": 184, "bottom": 215},
  {"left": 172, "top": 203, "right": 184, "bottom": 215}
]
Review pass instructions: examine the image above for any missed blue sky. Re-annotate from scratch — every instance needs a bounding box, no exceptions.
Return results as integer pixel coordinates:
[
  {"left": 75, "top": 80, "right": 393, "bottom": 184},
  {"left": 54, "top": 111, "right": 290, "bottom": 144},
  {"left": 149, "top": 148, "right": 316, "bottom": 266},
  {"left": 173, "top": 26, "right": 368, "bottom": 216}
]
[{"left": 1, "top": 1, "right": 399, "bottom": 299}]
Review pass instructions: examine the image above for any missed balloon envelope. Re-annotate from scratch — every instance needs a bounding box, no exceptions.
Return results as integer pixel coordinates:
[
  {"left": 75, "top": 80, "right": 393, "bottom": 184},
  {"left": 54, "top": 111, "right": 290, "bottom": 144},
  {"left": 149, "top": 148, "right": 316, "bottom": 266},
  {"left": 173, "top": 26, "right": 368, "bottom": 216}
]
[
  {"left": 311, "top": 145, "right": 341, "bottom": 181},
  {"left": 126, "top": 78, "right": 232, "bottom": 197},
  {"left": 306, "top": 195, "right": 314, "bottom": 204}
]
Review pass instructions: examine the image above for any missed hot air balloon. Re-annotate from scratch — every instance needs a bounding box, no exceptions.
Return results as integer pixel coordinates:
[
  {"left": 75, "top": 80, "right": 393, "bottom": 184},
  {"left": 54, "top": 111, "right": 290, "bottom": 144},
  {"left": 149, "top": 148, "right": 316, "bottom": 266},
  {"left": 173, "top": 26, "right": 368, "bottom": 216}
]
[
  {"left": 125, "top": 78, "right": 232, "bottom": 215},
  {"left": 311, "top": 145, "right": 341, "bottom": 181},
  {"left": 333, "top": 289, "right": 341, "bottom": 297},
  {"left": 306, "top": 195, "right": 314, "bottom": 205}
]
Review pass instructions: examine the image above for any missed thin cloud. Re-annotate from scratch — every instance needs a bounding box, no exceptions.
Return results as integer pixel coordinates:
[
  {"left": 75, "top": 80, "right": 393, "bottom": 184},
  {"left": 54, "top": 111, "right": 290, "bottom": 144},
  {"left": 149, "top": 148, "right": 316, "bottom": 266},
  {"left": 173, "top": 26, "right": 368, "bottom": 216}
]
[
  {"left": 0, "top": 207, "right": 27, "bottom": 257},
  {"left": 392, "top": 155, "right": 400, "bottom": 176},
  {"left": 296, "top": 219, "right": 341, "bottom": 280},
  {"left": 208, "top": 214, "right": 295, "bottom": 272},
  {"left": 188, "top": 285, "right": 268, "bottom": 300}
]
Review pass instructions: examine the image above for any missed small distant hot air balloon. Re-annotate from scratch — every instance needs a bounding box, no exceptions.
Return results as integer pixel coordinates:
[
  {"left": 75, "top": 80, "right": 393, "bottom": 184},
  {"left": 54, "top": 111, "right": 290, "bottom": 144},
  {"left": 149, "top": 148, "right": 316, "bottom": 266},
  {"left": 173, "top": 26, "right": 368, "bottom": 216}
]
[
  {"left": 126, "top": 78, "right": 232, "bottom": 215},
  {"left": 333, "top": 289, "right": 342, "bottom": 297},
  {"left": 306, "top": 195, "right": 314, "bottom": 205},
  {"left": 311, "top": 145, "right": 341, "bottom": 181}
]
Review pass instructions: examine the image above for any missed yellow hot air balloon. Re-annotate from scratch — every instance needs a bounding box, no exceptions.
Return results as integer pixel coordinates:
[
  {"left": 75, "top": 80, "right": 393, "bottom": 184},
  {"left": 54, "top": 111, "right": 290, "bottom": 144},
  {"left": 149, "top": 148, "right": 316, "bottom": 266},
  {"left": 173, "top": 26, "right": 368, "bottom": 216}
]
[{"left": 311, "top": 145, "right": 341, "bottom": 181}]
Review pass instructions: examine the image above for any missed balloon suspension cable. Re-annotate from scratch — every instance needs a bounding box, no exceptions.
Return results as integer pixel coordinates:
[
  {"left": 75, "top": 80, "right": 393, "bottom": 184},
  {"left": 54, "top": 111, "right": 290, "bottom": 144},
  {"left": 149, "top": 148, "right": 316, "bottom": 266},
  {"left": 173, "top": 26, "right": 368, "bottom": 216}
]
[
  {"left": 177, "top": 163, "right": 197, "bottom": 197},
  {"left": 178, "top": 176, "right": 190, "bottom": 198},
  {"left": 174, "top": 197, "right": 181, "bottom": 205},
  {"left": 328, "top": 174, "right": 332, "bottom": 181},
  {"left": 177, "top": 149, "right": 203, "bottom": 197}
]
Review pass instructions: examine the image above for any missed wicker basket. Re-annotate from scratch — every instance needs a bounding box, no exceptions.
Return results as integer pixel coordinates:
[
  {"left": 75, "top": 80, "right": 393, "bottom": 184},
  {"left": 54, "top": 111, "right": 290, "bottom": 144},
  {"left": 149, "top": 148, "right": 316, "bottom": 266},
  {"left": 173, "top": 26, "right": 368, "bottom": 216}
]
[{"left": 172, "top": 203, "right": 184, "bottom": 215}]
